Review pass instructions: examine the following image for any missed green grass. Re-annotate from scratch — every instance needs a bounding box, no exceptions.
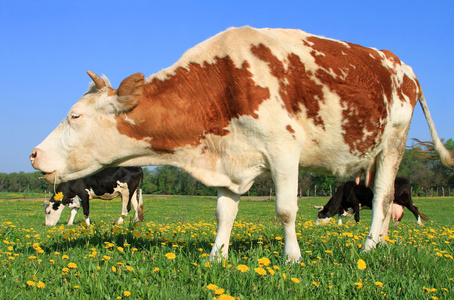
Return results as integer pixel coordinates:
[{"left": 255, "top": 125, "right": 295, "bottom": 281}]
[
  {"left": 0, "top": 196, "right": 453, "bottom": 299},
  {"left": 0, "top": 191, "right": 47, "bottom": 200}
]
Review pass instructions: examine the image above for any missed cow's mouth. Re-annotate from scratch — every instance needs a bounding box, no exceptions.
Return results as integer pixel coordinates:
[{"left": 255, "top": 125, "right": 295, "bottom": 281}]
[{"left": 41, "top": 171, "right": 57, "bottom": 184}]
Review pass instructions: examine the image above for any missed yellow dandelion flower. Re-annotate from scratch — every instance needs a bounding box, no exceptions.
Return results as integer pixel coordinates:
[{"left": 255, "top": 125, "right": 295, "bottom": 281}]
[
  {"left": 153, "top": 267, "right": 160, "bottom": 272},
  {"left": 67, "top": 262, "right": 77, "bottom": 269},
  {"left": 291, "top": 278, "right": 300, "bottom": 284},
  {"left": 266, "top": 267, "right": 275, "bottom": 275},
  {"left": 164, "top": 253, "right": 176, "bottom": 260},
  {"left": 54, "top": 192, "right": 64, "bottom": 200},
  {"left": 219, "top": 295, "right": 235, "bottom": 300},
  {"left": 357, "top": 259, "right": 366, "bottom": 270},
  {"left": 375, "top": 281, "right": 384, "bottom": 288},
  {"left": 206, "top": 284, "right": 218, "bottom": 291},
  {"left": 215, "top": 288, "right": 225, "bottom": 295},
  {"left": 255, "top": 267, "right": 267, "bottom": 275},
  {"left": 62, "top": 255, "right": 69, "bottom": 260},
  {"left": 37, "top": 281, "right": 45, "bottom": 288},
  {"left": 125, "top": 266, "right": 134, "bottom": 272},
  {"left": 312, "top": 281, "right": 319, "bottom": 286},
  {"left": 282, "top": 273, "right": 287, "bottom": 280},
  {"left": 236, "top": 264, "right": 249, "bottom": 272},
  {"left": 258, "top": 257, "right": 271, "bottom": 266},
  {"left": 103, "top": 256, "right": 111, "bottom": 260},
  {"left": 355, "top": 279, "right": 363, "bottom": 289},
  {"left": 62, "top": 267, "right": 69, "bottom": 273},
  {"left": 26, "top": 281, "right": 36, "bottom": 287},
  {"left": 123, "top": 291, "right": 131, "bottom": 297},
  {"left": 112, "top": 266, "right": 116, "bottom": 272},
  {"left": 73, "top": 286, "right": 80, "bottom": 289}
]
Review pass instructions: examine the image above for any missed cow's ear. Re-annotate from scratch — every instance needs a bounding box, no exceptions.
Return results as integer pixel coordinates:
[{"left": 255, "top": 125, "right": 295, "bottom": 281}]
[{"left": 115, "top": 73, "right": 144, "bottom": 112}]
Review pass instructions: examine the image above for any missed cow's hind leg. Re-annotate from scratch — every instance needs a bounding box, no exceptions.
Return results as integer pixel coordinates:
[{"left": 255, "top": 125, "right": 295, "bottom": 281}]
[
  {"left": 364, "top": 129, "right": 407, "bottom": 251},
  {"left": 209, "top": 187, "right": 240, "bottom": 261},
  {"left": 129, "top": 189, "right": 140, "bottom": 222}
]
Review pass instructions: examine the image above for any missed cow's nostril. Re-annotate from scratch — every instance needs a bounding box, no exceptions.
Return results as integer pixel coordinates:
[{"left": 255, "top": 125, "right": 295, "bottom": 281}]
[{"left": 30, "top": 148, "right": 40, "bottom": 166}]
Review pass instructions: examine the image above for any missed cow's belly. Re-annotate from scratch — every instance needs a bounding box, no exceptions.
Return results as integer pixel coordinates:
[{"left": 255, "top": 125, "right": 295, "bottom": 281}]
[
  {"left": 87, "top": 188, "right": 121, "bottom": 200},
  {"left": 298, "top": 140, "right": 376, "bottom": 177}
]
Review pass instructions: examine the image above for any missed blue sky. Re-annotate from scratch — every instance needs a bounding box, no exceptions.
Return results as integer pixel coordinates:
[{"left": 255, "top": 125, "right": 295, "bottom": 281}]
[{"left": 0, "top": 0, "right": 453, "bottom": 173}]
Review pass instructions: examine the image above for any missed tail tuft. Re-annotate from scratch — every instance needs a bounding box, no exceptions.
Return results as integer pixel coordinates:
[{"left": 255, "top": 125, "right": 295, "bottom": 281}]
[{"left": 419, "top": 212, "right": 430, "bottom": 222}]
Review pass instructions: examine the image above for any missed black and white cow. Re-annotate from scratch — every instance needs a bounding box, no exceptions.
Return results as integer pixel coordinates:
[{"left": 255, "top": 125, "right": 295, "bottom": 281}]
[
  {"left": 316, "top": 177, "right": 429, "bottom": 225},
  {"left": 44, "top": 167, "right": 144, "bottom": 226}
]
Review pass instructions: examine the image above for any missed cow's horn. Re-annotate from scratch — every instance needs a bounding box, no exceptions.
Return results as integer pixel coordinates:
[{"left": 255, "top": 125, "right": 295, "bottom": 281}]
[{"left": 87, "top": 71, "right": 106, "bottom": 89}]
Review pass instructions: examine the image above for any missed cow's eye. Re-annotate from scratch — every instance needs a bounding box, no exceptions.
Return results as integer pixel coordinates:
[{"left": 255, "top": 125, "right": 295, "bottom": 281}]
[{"left": 71, "top": 114, "right": 81, "bottom": 119}]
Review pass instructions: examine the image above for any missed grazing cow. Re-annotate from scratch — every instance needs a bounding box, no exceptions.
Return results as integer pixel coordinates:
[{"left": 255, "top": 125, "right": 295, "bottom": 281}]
[
  {"left": 316, "top": 177, "right": 429, "bottom": 225},
  {"left": 43, "top": 167, "right": 144, "bottom": 226},
  {"left": 315, "top": 180, "right": 370, "bottom": 225},
  {"left": 30, "top": 26, "right": 453, "bottom": 262}
]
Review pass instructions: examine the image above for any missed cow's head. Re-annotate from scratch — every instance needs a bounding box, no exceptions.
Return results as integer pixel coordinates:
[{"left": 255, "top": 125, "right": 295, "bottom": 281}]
[
  {"left": 43, "top": 200, "right": 65, "bottom": 226},
  {"left": 314, "top": 205, "right": 331, "bottom": 225},
  {"left": 30, "top": 72, "right": 147, "bottom": 183}
]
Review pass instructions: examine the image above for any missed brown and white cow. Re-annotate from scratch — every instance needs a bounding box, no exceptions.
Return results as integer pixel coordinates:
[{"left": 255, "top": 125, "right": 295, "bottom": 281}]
[{"left": 30, "top": 27, "right": 453, "bottom": 262}]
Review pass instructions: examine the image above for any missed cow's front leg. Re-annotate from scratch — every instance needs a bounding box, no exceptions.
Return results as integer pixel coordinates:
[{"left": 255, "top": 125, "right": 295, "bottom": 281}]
[
  {"left": 272, "top": 163, "right": 301, "bottom": 263},
  {"left": 209, "top": 187, "right": 240, "bottom": 261},
  {"left": 67, "top": 208, "right": 78, "bottom": 225},
  {"left": 80, "top": 195, "right": 91, "bottom": 226},
  {"left": 67, "top": 196, "right": 80, "bottom": 225}
]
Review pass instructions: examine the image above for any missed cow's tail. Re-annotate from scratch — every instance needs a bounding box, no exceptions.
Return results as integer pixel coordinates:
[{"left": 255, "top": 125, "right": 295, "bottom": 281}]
[
  {"left": 411, "top": 93, "right": 454, "bottom": 167},
  {"left": 419, "top": 211, "right": 430, "bottom": 222}
]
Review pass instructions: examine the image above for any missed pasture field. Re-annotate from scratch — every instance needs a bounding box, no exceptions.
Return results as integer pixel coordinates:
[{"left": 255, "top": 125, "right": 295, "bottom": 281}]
[{"left": 0, "top": 196, "right": 453, "bottom": 299}]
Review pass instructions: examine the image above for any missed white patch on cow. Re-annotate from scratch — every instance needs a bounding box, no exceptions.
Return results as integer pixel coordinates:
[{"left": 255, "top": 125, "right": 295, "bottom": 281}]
[
  {"left": 44, "top": 201, "right": 65, "bottom": 226},
  {"left": 337, "top": 215, "right": 343, "bottom": 225},
  {"left": 316, "top": 217, "right": 331, "bottom": 225},
  {"left": 67, "top": 206, "right": 79, "bottom": 225},
  {"left": 124, "top": 115, "right": 136, "bottom": 125}
]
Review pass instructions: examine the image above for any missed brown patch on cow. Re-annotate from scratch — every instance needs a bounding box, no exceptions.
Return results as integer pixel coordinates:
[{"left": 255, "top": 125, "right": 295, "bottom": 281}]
[
  {"left": 277, "top": 210, "right": 292, "bottom": 224},
  {"left": 115, "top": 56, "right": 270, "bottom": 153},
  {"left": 400, "top": 74, "right": 420, "bottom": 108},
  {"left": 251, "top": 44, "right": 325, "bottom": 129},
  {"left": 286, "top": 125, "right": 295, "bottom": 134},
  {"left": 305, "top": 36, "right": 395, "bottom": 155},
  {"left": 381, "top": 50, "right": 420, "bottom": 107},
  {"left": 107, "top": 87, "right": 116, "bottom": 96},
  {"left": 286, "top": 125, "right": 296, "bottom": 140}
]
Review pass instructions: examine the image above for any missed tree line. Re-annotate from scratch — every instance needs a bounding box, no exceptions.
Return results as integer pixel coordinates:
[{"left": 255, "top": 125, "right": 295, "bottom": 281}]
[{"left": 1, "top": 139, "right": 453, "bottom": 197}]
